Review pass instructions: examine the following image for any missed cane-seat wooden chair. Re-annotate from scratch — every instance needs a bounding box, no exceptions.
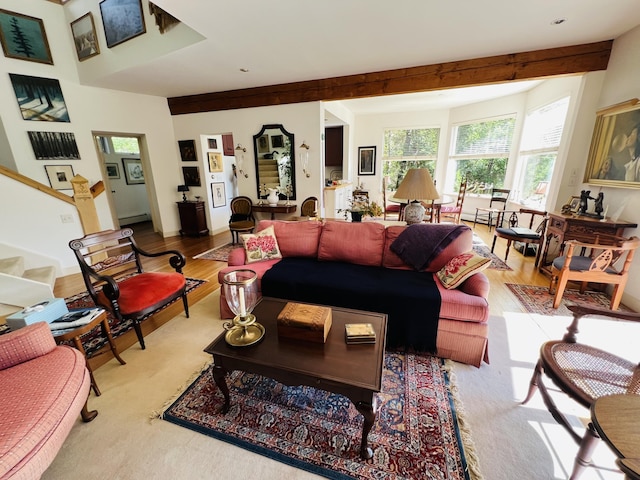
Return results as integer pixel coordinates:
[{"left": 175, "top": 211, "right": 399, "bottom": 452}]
[
  {"left": 440, "top": 179, "right": 468, "bottom": 224},
  {"left": 473, "top": 187, "right": 510, "bottom": 230},
  {"left": 300, "top": 196, "right": 318, "bottom": 218},
  {"left": 491, "top": 208, "right": 547, "bottom": 264},
  {"left": 522, "top": 305, "right": 640, "bottom": 479},
  {"left": 229, "top": 196, "right": 256, "bottom": 244},
  {"left": 549, "top": 235, "right": 640, "bottom": 310},
  {"left": 69, "top": 228, "right": 188, "bottom": 350}
]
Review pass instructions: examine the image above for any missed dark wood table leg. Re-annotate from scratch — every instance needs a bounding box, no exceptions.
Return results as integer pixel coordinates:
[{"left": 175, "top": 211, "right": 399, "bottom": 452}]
[
  {"left": 356, "top": 396, "right": 378, "bottom": 459},
  {"left": 212, "top": 365, "right": 230, "bottom": 413}
]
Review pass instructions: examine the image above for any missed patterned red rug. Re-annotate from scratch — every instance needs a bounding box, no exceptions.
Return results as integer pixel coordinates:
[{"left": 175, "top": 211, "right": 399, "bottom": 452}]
[
  {"left": 62, "top": 277, "right": 206, "bottom": 357},
  {"left": 162, "top": 353, "right": 481, "bottom": 480},
  {"left": 506, "top": 283, "right": 635, "bottom": 316},
  {"left": 193, "top": 244, "right": 237, "bottom": 262}
]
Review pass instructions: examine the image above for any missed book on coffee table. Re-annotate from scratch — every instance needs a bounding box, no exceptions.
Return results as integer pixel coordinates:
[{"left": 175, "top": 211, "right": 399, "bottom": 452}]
[{"left": 345, "top": 323, "right": 376, "bottom": 344}]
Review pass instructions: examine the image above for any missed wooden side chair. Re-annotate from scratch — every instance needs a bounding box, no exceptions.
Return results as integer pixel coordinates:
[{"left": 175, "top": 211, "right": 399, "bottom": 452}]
[
  {"left": 229, "top": 196, "right": 256, "bottom": 244},
  {"left": 440, "top": 179, "right": 467, "bottom": 224},
  {"left": 491, "top": 208, "right": 547, "bottom": 264},
  {"left": 382, "top": 176, "right": 401, "bottom": 220},
  {"left": 300, "top": 196, "right": 318, "bottom": 218},
  {"left": 549, "top": 235, "right": 640, "bottom": 309},
  {"left": 522, "top": 305, "right": 640, "bottom": 479},
  {"left": 69, "top": 228, "right": 189, "bottom": 350},
  {"left": 473, "top": 187, "right": 510, "bottom": 230}
]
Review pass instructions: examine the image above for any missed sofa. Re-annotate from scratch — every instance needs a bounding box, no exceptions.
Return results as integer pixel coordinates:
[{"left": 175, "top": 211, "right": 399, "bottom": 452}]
[
  {"left": 219, "top": 220, "right": 491, "bottom": 367},
  {"left": 0, "top": 322, "right": 96, "bottom": 480}
]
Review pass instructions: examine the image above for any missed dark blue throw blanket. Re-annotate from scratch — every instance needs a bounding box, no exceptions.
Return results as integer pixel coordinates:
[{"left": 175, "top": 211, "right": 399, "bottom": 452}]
[
  {"left": 261, "top": 257, "right": 441, "bottom": 352},
  {"left": 391, "top": 223, "right": 469, "bottom": 271}
]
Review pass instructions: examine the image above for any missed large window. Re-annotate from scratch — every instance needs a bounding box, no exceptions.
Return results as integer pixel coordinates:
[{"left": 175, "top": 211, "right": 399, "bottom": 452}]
[
  {"left": 446, "top": 116, "right": 516, "bottom": 194},
  {"left": 515, "top": 97, "right": 569, "bottom": 208},
  {"left": 382, "top": 127, "right": 439, "bottom": 190}
]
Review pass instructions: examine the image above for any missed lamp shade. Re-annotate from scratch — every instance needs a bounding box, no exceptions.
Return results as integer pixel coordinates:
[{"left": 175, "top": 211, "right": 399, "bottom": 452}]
[
  {"left": 395, "top": 169, "right": 439, "bottom": 201},
  {"left": 177, "top": 185, "right": 189, "bottom": 192}
]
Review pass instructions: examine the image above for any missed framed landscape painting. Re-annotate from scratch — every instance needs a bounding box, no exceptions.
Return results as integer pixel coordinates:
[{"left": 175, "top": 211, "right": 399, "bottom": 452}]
[
  {"left": 70, "top": 12, "right": 100, "bottom": 61},
  {"left": 584, "top": 98, "right": 640, "bottom": 189},
  {"left": 10, "top": 74, "right": 70, "bottom": 122},
  {"left": 28, "top": 131, "right": 80, "bottom": 159},
  {"left": 106, "top": 163, "right": 120, "bottom": 179},
  {"left": 0, "top": 9, "right": 53, "bottom": 64},
  {"left": 99, "top": 0, "right": 146, "bottom": 48}
]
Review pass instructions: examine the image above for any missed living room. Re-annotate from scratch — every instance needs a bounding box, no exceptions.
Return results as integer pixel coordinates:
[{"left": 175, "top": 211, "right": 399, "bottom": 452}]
[{"left": 1, "top": 1, "right": 640, "bottom": 478}]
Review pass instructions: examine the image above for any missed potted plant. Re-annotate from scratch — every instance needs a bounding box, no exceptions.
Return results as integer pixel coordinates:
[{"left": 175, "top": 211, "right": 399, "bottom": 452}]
[{"left": 338, "top": 196, "right": 383, "bottom": 222}]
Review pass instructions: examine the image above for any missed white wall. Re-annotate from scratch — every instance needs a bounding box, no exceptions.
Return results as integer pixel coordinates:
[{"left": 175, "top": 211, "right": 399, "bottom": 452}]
[{"left": 171, "top": 102, "right": 324, "bottom": 230}]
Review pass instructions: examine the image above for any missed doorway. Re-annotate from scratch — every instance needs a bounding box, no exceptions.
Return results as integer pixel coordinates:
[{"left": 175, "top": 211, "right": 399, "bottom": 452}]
[{"left": 93, "top": 133, "right": 153, "bottom": 229}]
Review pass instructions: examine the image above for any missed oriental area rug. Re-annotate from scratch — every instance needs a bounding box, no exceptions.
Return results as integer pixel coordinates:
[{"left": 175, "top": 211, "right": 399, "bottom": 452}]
[
  {"left": 62, "top": 277, "right": 206, "bottom": 357},
  {"left": 505, "top": 283, "right": 635, "bottom": 316},
  {"left": 193, "top": 243, "right": 236, "bottom": 262},
  {"left": 162, "top": 352, "right": 482, "bottom": 480}
]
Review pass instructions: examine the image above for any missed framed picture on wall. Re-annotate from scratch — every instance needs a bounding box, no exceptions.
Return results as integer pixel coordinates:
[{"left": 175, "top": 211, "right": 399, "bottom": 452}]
[
  {"left": 70, "top": 12, "right": 100, "bottom": 61},
  {"left": 45, "top": 165, "right": 74, "bottom": 190},
  {"left": 178, "top": 139, "right": 197, "bottom": 161},
  {"left": 271, "top": 135, "right": 284, "bottom": 149},
  {"left": 208, "top": 138, "right": 218, "bottom": 149},
  {"left": 208, "top": 152, "right": 223, "bottom": 172},
  {"left": 182, "top": 166, "right": 201, "bottom": 186},
  {"left": 122, "top": 158, "right": 144, "bottom": 184},
  {"left": 584, "top": 98, "right": 640, "bottom": 188},
  {"left": 0, "top": 9, "right": 53, "bottom": 64},
  {"left": 10, "top": 74, "right": 70, "bottom": 122},
  {"left": 99, "top": 0, "right": 146, "bottom": 48},
  {"left": 258, "top": 135, "right": 269, "bottom": 153},
  {"left": 28, "top": 131, "right": 80, "bottom": 159},
  {"left": 211, "top": 182, "right": 226, "bottom": 207},
  {"left": 358, "top": 146, "right": 376, "bottom": 175},
  {"left": 105, "top": 163, "right": 120, "bottom": 179}
]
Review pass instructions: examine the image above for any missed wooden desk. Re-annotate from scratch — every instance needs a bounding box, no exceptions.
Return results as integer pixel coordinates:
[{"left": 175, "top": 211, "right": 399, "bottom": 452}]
[
  {"left": 591, "top": 394, "right": 640, "bottom": 480},
  {"left": 252, "top": 203, "right": 297, "bottom": 220},
  {"left": 539, "top": 212, "right": 637, "bottom": 275}
]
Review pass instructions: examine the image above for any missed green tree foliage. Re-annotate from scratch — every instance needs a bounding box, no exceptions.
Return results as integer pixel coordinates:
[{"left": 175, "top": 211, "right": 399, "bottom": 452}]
[
  {"left": 382, "top": 128, "right": 439, "bottom": 189},
  {"left": 111, "top": 137, "right": 140, "bottom": 154}
]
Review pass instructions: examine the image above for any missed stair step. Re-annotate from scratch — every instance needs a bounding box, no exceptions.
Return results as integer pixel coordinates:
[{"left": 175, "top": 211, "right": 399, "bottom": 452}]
[
  {"left": 0, "top": 256, "right": 24, "bottom": 277},
  {"left": 23, "top": 266, "right": 56, "bottom": 288}
]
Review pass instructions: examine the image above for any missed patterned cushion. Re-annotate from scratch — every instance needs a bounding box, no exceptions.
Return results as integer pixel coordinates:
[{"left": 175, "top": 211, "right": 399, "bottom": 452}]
[
  {"left": 241, "top": 225, "right": 283, "bottom": 263},
  {"left": 436, "top": 251, "right": 491, "bottom": 289},
  {"left": 0, "top": 322, "right": 56, "bottom": 370}
]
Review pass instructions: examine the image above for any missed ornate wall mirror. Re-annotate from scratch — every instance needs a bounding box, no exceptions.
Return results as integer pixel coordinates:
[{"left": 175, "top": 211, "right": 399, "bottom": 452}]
[{"left": 253, "top": 124, "right": 296, "bottom": 200}]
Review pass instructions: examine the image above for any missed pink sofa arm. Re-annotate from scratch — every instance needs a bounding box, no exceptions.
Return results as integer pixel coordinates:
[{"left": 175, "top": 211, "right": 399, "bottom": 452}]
[
  {"left": 227, "top": 247, "right": 246, "bottom": 266},
  {"left": 459, "top": 272, "right": 490, "bottom": 298},
  {"left": 0, "top": 322, "right": 56, "bottom": 371}
]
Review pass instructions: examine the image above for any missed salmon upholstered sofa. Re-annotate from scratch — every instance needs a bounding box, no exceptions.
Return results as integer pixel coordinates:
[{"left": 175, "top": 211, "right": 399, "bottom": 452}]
[
  {"left": 219, "top": 220, "right": 491, "bottom": 367},
  {"left": 0, "top": 322, "right": 95, "bottom": 480}
]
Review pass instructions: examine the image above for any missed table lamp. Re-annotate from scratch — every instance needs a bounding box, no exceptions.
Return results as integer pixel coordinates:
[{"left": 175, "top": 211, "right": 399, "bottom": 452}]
[
  {"left": 394, "top": 168, "right": 439, "bottom": 224},
  {"left": 177, "top": 184, "right": 189, "bottom": 202}
]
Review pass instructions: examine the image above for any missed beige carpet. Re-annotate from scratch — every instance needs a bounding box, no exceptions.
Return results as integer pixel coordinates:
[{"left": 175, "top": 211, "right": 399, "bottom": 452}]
[{"left": 42, "top": 290, "right": 628, "bottom": 480}]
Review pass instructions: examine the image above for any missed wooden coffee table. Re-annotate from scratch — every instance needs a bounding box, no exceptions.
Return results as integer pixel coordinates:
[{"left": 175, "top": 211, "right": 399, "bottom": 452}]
[{"left": 204, "top": 296, "right": 387, "bottom": 459}]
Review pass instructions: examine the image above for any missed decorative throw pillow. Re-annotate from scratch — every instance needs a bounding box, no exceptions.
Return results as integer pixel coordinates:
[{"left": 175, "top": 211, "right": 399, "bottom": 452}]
[
  {"left": 436, "top": 251, "right": 490, "bottom": 289},
  {"left": 241, "top": 225, "right": 282, "bottom": 263}
]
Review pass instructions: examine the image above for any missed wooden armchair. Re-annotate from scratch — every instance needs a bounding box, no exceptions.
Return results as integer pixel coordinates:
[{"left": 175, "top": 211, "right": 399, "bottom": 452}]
[
  {"left": 522, "top": 305, "right": 640, "bottom": 479},
  {"left": 549, "top": 235, "right": 640, "bottom": 309},
  {"left": 490, "top": 208, "right": 547, "bottom": 265},
  {"left": 300, "top": 196, "right": 318, "bottom": 218},
  {"left": 69, "top": 228, "right": 189, "bottom": 350}
]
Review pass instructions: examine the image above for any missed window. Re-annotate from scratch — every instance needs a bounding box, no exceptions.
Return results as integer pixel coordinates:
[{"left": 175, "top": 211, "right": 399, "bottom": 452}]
[
  {"left": 446, "top": 116, "right": 516, "bottom": 194},
  {"left": 382, "top": 127, "right": 439, "bottom": 190},
  {"left": 111, "top": 136, "right": 140, "bottom": 155},
  {"left": 515, "top": 97, "right": 569, "bottom": 208}
]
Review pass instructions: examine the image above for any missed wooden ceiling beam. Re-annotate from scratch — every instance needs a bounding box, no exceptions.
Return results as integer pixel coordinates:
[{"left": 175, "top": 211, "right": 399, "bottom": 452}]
[{"left": 167, "top": 40, "right": 613, "bottom": 115}]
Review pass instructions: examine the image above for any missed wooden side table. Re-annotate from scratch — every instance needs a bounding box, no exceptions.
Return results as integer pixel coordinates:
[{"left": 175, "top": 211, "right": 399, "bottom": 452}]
[
  {"left": 52, "top": 310, "right": 126, "bottom": 396},
  {"left": 591, "top": 394, "right": 640, "bottom": 480}
]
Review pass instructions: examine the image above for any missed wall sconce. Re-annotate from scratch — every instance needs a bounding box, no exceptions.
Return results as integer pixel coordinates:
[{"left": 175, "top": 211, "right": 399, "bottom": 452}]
[
  {"left": 299, "top": 141, "right": 310, "bottom": 177},
  {"left": 235, "top": 144, "right": 249, "bottom": 178}
]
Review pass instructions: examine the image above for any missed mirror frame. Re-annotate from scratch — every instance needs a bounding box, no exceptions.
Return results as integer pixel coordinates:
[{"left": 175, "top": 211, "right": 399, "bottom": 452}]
[{"left": 253, "top": 124, "right": 296, "bottom": 200}]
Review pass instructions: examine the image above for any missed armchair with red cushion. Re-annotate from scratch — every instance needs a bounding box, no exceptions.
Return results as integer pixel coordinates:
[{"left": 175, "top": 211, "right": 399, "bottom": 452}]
[{"left": 69, "top": 228, "right": 189, "bottom": 350}]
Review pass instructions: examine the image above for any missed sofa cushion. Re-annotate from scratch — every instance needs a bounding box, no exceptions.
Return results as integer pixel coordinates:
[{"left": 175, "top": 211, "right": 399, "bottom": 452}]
[
  {"left": 317, "top": 221, "right": 386, "bottom": 266},
  {"left": 390, "top": 224, "right": 469, "bottom": 271},
  {"left": 436, "top": 251, "right": 491, "bottom": 289},
  {"left": 0, "top": 322, "right": 56, "bottom": 371},
  {"left": 257, "top": 220, "right": 322, "bottom": 258},
  {"left": 241, "top": 225, "right": 282, "bottom": 263}
]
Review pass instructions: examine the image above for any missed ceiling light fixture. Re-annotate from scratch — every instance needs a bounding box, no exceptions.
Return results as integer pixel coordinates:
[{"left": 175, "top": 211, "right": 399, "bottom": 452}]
[
  {"left": 551, "top": 18, "right": 567, "bottom": 25},
  {"left": 239, "top": 68, "right": 249, "bottom": 73}
]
